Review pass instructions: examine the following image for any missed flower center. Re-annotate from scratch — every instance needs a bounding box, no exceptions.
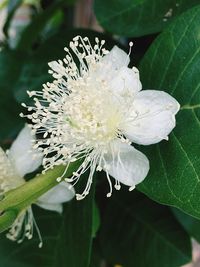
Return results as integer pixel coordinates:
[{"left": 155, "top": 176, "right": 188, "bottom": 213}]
[{"left": 62, "top": 76, "right": 122, "bottom": 148}]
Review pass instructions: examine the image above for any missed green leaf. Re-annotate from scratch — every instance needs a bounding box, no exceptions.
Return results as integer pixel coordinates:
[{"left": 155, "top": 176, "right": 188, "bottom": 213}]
[
  {"left": 56, "top": 181, "right": 95, "bottom": 267},
  {"left": 0, "top": 209, "right": 63, "bottom": 267},
  {"left": 138, "top": 5, "right": 200, "bottom": 218},
  {"left": 172, "top": 208, "right": 200, "bottom": 243},
  {"left": 99, "top": 191, "right": 191, "bottom": 267},
  {"left": 94, "top": 0, "right": 200, "bottom": 37},
  {"left": 0, "top": 181, "right": 95, "bottom": 267}
]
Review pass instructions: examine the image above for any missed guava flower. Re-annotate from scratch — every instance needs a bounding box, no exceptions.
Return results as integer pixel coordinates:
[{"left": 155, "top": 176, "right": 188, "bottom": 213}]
[
  {"left": 23, "top": 36, "right": 180, "bottom": 200},
  {"left": 0, "top": 125, "right": 75, "bottom": 246}
]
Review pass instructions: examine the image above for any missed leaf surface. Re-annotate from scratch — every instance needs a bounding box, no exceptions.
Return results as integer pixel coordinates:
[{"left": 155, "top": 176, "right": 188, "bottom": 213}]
[
  {"left": 94, "top": 0, "right": 200, "bottom": 37},
  {"left": 99, "top": 191, "right": 191, "bottom": 267},
  {"left": 138, "top": 5, "right": 200, "bottom": 219}
]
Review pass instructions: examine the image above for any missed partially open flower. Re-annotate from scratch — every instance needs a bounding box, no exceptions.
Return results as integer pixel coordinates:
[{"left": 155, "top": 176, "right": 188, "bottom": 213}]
[
  {"left": 23, "top": 36, "right": 180, "bottom": 200},
  {"left": 0, "top": 125, "right": 75, "bottom": 246}
]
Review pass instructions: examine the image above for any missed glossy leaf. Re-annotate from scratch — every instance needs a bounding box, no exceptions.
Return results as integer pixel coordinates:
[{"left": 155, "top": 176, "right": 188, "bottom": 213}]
[
  {"left": 138, "top": 6, "right": 200, "bottom": 218},
  {"left": 94, "top": 0, "right": 200, "bottom": 37},
  {"left": 99, "top": 191, "right": 191, "bottom": 267}
]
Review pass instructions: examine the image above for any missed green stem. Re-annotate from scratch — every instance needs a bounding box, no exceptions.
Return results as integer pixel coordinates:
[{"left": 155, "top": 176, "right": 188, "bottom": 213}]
[{"left": 0, "top": 161, "right": 79, "bottom": 233}]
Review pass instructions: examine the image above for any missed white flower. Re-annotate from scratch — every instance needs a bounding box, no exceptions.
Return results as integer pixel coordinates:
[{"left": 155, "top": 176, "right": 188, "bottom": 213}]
[
  {"left": 22, "top": 36, "right": 180, "bottom": 200},
  {"left": 0, "top": 125, "right": 75, "bottom": 246}
]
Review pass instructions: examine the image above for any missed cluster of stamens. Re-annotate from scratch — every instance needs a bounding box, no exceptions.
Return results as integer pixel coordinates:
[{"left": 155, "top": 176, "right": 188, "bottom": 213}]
[
  {"left": 0, "top": 148, "right": 43, "bottom": 246},
  {"left": 21, "top": 36, "right": 132, "bottom": 199}
]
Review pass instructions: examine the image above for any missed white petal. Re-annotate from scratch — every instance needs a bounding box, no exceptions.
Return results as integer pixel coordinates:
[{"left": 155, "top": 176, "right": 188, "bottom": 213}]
[
  {"left": 93, "top": 46, "right": 130, "bottom": 84},
  {"left": 8, "top": 125, "right": 42, "bottom": 177},
  {"left": 102, "top": 46, "right": 130, "bottom": 69},
  {"left": 36, "top": 202, "right": 63, "bottom": 213},
  {"left": 36, "top": 181, "right": 75, "bottom": 213},
  {"left": 123, "top": 90, "right": 180, "bottom": 145},
  {"left": 103, "top": 140, "right": 149, "bottom": 187},
  {"left": 0, "top": 147, "right": 24, "bottom": 191},
  {"left": 110, "top": 66, "right": 142, "bottom": 95}
]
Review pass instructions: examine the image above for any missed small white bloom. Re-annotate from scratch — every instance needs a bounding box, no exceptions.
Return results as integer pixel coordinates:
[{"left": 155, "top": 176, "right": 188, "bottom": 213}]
[
  {"left": 24, "top": 36, "right": 180, "bottom": 199},
  {"left": 0, "top": 125, "right": 74, "bottom": 246}
]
